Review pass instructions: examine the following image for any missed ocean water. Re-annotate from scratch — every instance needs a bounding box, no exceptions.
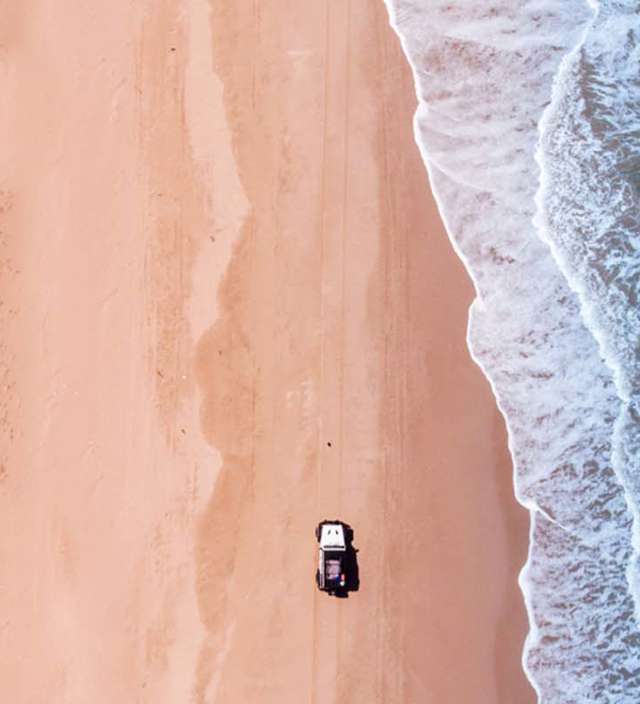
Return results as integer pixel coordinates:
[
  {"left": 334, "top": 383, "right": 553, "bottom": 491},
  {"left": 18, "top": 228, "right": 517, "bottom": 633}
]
[{"left": 383, "top": 0, "right": 640, "bottom": 700}]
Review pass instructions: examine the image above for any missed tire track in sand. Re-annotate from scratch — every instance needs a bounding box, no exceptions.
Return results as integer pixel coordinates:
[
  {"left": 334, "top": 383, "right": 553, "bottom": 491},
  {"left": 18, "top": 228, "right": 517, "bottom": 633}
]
[{"left": 311, "top": 2, "right": 351, "bottom": 703}]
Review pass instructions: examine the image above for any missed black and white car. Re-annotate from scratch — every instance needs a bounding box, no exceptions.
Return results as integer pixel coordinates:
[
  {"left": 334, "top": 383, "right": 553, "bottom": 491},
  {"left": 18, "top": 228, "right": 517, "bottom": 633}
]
[{"left": 315, "top": 520, "right": 358, "bottom": 596}]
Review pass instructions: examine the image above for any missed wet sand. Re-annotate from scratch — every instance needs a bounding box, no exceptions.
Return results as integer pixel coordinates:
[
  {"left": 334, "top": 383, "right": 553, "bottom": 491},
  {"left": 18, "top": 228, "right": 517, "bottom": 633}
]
[{"left": 0, "top": 1, "right": 534, "bottom": 702}]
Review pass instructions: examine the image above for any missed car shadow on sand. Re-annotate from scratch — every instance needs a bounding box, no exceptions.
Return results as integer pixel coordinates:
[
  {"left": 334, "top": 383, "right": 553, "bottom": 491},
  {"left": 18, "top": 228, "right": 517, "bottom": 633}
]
[{"left": 334, "top": 541, "right": 360, "bottom": 599}]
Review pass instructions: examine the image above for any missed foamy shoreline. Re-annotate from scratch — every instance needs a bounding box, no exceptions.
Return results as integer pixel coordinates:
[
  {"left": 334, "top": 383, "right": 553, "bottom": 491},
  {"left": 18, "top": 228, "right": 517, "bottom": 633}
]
[{"left": 387, "top": 0, "right": 640, "bottom": 699}]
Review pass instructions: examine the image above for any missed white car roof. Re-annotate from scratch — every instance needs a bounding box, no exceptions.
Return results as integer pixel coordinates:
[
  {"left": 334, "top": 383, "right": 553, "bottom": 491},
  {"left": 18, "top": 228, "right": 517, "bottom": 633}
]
[{"left": 320, "top": 523, "right": 346, "bottom": 550}]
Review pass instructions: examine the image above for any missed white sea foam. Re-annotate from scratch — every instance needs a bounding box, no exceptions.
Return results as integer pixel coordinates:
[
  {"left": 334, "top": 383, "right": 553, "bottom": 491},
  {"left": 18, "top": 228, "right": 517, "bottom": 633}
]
[
  {"left": 383, "top": 0, "right": 640, "bottom": 700},
  {"left": 536, "top": 0, "right": 640, "bottom": 660}
]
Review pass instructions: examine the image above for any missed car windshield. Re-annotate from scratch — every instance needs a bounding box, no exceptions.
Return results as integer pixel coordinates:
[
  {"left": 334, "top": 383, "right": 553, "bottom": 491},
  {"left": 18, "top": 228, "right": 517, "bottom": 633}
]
[{"left": 325, "top": 559, "right": 341, "bottom": 580}]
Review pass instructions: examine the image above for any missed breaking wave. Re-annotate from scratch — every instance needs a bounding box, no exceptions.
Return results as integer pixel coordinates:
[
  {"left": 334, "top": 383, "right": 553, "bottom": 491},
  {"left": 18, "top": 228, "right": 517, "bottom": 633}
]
[{"left": 383, "top": 0, "right": 640, "bottom": 700}]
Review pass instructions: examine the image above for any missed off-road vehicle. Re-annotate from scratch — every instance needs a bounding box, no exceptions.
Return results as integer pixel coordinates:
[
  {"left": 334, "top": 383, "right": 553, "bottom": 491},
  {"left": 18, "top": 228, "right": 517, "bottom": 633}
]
[{"left": 315, "top": 520, "right": 357, "bottom": 596}]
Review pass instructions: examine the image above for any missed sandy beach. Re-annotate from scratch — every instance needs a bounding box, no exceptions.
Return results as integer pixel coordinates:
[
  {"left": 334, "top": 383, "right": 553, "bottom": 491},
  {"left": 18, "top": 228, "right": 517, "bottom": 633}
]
[{"left": 1, "top": 1, "right": 534, "bottom": 702}]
